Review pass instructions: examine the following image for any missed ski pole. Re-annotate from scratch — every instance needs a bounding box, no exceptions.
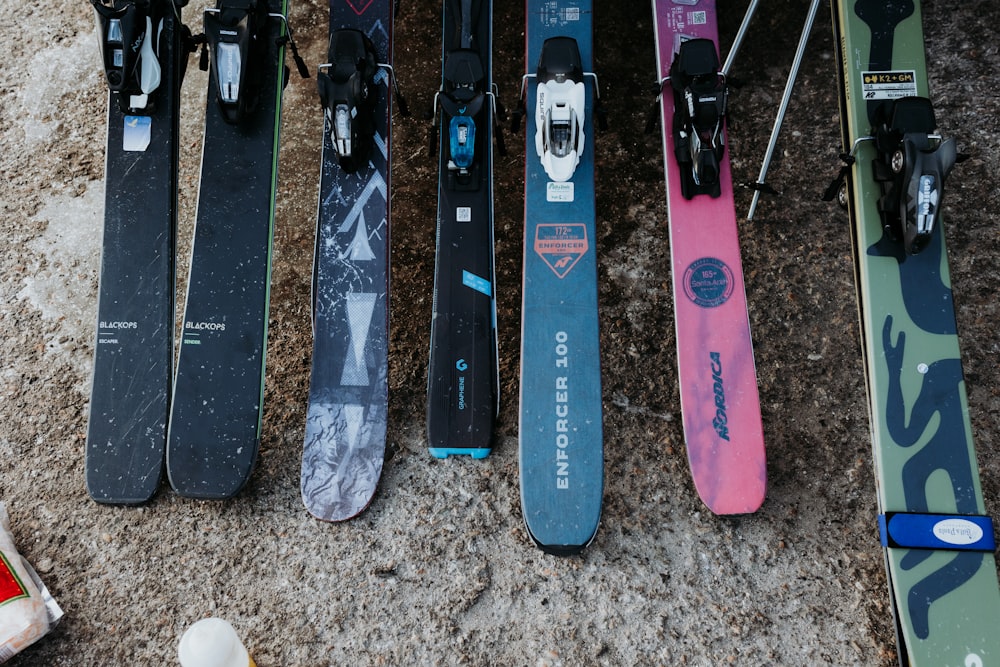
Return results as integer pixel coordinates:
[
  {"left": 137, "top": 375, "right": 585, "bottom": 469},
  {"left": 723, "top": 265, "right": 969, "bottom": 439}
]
[
  {"left": 721, "top": 0, "right": 760, "bottom": 76},
  {"left": 747, "top": 0, "right": 821, "bottom": 220}
]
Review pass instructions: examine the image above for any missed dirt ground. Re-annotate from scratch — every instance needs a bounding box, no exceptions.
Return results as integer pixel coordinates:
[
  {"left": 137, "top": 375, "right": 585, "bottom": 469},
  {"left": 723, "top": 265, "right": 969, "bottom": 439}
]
[{"left": 1, "top": 0, "right": 998, "bottom": 664}]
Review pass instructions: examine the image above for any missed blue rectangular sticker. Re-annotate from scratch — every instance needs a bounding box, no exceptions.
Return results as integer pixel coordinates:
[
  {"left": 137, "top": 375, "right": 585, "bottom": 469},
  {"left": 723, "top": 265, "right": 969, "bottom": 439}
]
[
  {"left": 879, "top": 512, "right": 996, "bottom": 552},
  {"left": 462, "top": 270, "right": 491, "bottom": 296},
  {"left": 123, "top": 115, "right": 151, "bottom": 152}
]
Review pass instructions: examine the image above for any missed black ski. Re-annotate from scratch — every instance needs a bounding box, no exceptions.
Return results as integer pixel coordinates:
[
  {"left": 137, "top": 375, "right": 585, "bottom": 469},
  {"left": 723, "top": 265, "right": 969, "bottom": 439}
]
[
  {"left": 86, "top": 0, "right": 190, "bottom": 504},
  {"left": 426, "top": 0, "right": 501, "bottom": 458},
  {"left": 166, "top": 0, "right": 304, "bottom": 498}
]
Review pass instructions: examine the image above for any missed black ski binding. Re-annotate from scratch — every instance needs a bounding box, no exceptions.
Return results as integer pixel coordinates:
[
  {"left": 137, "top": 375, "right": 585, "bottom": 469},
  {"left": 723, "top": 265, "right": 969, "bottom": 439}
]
[
  {"left": 202, "top": 0, "right": 272, "bottom": 124},
  {"left": 871, "top": 96, "right": 957, "bottom": 255},
  {"left": 428, "top": 0, "right": 504, "bottom": 183},
  {"left": 90, "top": 0, "right": 169, "bottom": 114},
  {"left": 200, "top": 0, "right": 308, "bottom": 124},
  {"left": 317, "top": 29, "right": 408, "bottom": 174},
  {"left": 318, "top": 30, "right": 380, "bottom": 173},
  {"left": 668, "top": 38, "right": 728, "bottom": 199},
  {"left": 439, "top": 48, "right": 487, "bottom": 175}
]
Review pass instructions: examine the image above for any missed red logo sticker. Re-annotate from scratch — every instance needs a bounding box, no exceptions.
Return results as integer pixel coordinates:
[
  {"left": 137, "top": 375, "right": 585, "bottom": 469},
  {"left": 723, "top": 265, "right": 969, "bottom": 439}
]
[
  {"left": 0, "top": 552, "right": 29, "bottom": 606},
  {"left": 345, "top": 0, "right": 374, "bottom": 14},
  {"left": 534, "top": 224, "right": 589, "bottom": 279}
]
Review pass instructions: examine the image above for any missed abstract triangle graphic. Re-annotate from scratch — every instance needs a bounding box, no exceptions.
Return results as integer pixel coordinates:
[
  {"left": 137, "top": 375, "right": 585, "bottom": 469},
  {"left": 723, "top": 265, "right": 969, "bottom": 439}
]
[
  {"left": 343, "top": 404, "right": 365, "bottom": 448},
  {"left": 534, "top": 223, "right": 589, "bottom": 278},
  {"left": 343, "top": 210, "right": 376, "bottom": 261},
  {"left": 346, "top": 0, "right": 374, "bottom": 15},
  {"left": 340, "top": 293, "right": 377, "bottom": 386}
]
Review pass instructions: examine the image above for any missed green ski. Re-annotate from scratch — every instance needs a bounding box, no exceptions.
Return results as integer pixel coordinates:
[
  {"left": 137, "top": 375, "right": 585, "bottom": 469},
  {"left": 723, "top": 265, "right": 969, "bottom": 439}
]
[{"left": 829, "top": 1, "right": 1000, "bottom": 664}]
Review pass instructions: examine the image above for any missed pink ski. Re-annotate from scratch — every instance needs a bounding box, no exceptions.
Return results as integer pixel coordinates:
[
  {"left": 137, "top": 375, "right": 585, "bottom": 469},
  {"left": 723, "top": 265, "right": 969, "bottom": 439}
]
[{"left": 652, "top": 0, "right": 765, "bottom": 514}]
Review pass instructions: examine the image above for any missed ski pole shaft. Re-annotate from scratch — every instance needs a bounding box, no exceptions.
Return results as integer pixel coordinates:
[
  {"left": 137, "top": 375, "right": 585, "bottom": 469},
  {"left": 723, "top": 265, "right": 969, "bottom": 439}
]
[
  {"left": 748, "top": 0, "right": 821, "bottom": 220},
  {"left": 721, "top": 0, "right": 760, "bottom": 76}
]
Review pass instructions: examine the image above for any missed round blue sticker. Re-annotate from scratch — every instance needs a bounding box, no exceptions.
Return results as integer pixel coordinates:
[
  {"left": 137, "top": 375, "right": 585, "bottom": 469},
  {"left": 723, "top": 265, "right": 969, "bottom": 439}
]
[{"left": 683, "top": 257, "right": 734, "bottom": 308}]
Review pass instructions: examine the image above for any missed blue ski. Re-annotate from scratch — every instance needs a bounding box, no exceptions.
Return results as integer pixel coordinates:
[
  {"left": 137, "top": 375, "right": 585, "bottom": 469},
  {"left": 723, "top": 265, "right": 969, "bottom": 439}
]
[{"left": 515, "top": 0, "right": 604, "bottom": 555}]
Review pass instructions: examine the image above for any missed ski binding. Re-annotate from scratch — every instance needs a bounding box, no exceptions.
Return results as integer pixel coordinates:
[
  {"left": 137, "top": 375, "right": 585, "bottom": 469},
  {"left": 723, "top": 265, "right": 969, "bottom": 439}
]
[
  {"left": 667, "top": 37, "right": 728, "bottom": 199},
  {"left": 437, "top": 48, "right": 486, "bottom": 174},
  {"left": 90, "top": 0, "right": 165, "bottom": 113},
  {"left": 534, "top": 37, "right": 586, "bottom": 182},
  {"left": 871, "top": 96, "right": 957, "bottom": 255},
  {"left": 825, "top": 96, "right": 958, "bottom": 255},
  {"left": 318, "top": 29, "right": 381, "bottom": 173},
  {"left": 202, "top": 0, "right": 308, "bottom": 125},
  {"left": 513, "top": 36, "right": 602, "bottom": 183},
  {"left": 317, "top": 29, "right": 407, "bottom": 174},
  {"left": 430, "top": 48, "right": 503, "bottom": 177}
]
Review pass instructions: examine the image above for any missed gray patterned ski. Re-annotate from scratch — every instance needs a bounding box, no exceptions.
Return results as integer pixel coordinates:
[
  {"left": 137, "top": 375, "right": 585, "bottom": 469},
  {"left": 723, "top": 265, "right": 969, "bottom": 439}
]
[{"left": 301, "top": 0, "right": 403, "bottom": 521}]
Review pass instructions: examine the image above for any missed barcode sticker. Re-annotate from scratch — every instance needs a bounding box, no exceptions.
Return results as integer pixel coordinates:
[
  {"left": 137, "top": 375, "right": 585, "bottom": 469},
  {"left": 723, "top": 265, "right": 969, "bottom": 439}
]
[{"left": 689, "top": 11, "right": 707, "bottom": 25}]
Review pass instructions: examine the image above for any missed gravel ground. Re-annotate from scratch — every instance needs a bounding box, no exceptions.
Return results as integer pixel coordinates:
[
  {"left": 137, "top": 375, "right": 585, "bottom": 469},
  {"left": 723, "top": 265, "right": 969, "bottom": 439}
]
[{"left": 0, "top": 0, "right": 997, "bottom": 665}]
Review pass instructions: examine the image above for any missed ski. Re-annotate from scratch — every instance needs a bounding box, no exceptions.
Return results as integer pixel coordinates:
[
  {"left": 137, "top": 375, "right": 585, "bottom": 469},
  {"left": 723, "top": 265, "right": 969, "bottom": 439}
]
[
  {"left": 829, "top": 0, "right": 1000, "bottom": 663},
  {"left": 650, "top": 0, "right": 766, "bottom": 515},
  {"left": 425, "top": 0, "right": 501, "bottom": 459},
  {"left": 515, "top": 0, "right": 604, "bottom": 555},
  {"left": 301, "top": 0, "right": 406, "bottom": 521},
  {"left": 166, "top": 0, "right": 304, "bottom": 498},
  {"left": 86, "top": 0, "right": 190, "bottom": 504}
]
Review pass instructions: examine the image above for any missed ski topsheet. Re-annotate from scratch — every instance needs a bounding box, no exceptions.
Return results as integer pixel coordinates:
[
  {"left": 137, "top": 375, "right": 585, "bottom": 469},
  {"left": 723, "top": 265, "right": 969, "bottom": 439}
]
[
  {"left": 86, "top": 0, "right": 187, "bottom": 504},
  {"left": 517, "top": 0, "right": 603, "bottom": 555},
  {"left": 831, "top": 1, "right": 1000, "bottom": 663},
  {"left": 166, "top": 0, "right": 291, "bottom": 498},
  {"left": 301, "top": 0, "right": 397, "bottom": 521},
  {"left": 426, "top": 0, "right": 500, "bottom": 458},
  {"left": 651, "top": 0, "right": 766, "bottom": 515}
]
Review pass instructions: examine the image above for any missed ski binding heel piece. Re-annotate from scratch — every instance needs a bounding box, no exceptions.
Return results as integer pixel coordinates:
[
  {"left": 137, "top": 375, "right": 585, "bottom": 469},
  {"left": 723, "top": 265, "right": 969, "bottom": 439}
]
[
  {"left": 437, "top": 48, "right": 487, "bottom": 174},
  {"left": 90, "top": 0, "right": 164, "bottom": 114},
  {"left": 318, "top": 29, "right": 380, "bottom": 173},
  {"left": 515, "top": 37, "right": 602, "bottom": 182},
  {"left": 669, "top": 38, "right": 728, "bottom": 199},
  {"left": 204, "top": 0, "right": 269, "bottom": 125},
  {"left": 534, "top": 37, "right": 586, "bottom": 182},
  {"left": 872, "top": 96, "right": 957, "bottom": 255}
]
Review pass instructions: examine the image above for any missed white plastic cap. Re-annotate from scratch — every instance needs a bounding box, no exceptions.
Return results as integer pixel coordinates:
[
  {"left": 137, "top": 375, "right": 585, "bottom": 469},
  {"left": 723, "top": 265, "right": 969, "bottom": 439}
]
[{"left": 177, "top": 618, "right": 252, "bottom": 667}]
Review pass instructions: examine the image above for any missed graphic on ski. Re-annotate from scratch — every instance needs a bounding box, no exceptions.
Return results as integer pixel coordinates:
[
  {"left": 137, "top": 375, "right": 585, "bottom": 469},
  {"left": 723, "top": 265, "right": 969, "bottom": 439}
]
[
  {"left": 166, "top": 0, "right": 302, "bottom": 498},
  {"left": 426, "top": 0, "right": 501, "bottom": 458},
  {"left": 651, "top": 0, "right": 766, "bottom": 514},
  {"left": 86, "top": 0, "right": 189, "bottom": 504},
  {"left": 515, "top": 0, "right": 604, "bottom": 555},
  {"left": 829, "top": 0, "right": 1000, "bottom": 663},
  {"left": 301, "top": 0, "right": 405, "bottom": 521}
]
